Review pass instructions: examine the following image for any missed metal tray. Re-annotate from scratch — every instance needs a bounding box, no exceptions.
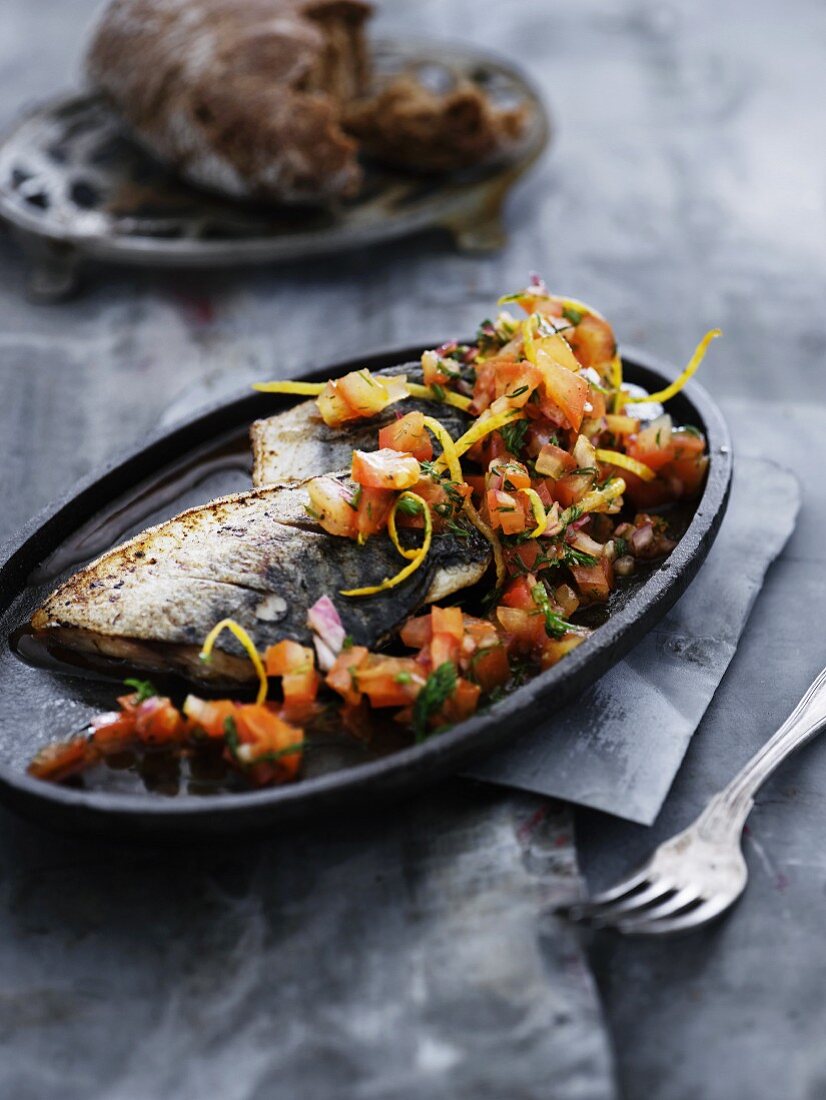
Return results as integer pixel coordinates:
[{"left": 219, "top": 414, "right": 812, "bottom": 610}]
[
  {"left": 0, "top": 346, "right": 732, "bottom": 836},
  {"left": 0, "top": 40, "right": 549, "bottom": 300}
]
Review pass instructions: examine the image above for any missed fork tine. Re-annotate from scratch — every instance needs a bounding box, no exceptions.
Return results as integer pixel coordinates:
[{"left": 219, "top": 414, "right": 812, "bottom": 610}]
[
  {"left": 613, "top": 886, "right": 701, "bottom": 933},
  {"left": 585, "top": 878, "right": 674, "bottom": 926},
  {"left": 562, "top": 867, "right": 649, "bottom": 919},
  {"left": 618, "top": 893, "right": 732, "bottom": 936}
]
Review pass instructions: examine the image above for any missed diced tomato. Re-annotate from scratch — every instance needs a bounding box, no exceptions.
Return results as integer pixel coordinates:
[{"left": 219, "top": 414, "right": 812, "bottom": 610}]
[
  {"left": 351, "top": 448, "right": 421, "bottom": 491},
  {"left": 534, "top": 331, "right": 583, "bottom": 372},
  {"left": 586, "top": 387, "right": 607, "bottom": 420},
  {"left": 541, "top": 634, "right": 586, "bottom": 669},
  {"left": 487, "top": 489, "right": 527, "bottom": 535},
  {"left": 400, "top": 614, "right": 432, "bottom": 649},
  {"left": 535, "top": 442, "right": 577, "bottom": 478},
  {"left": 336, "top": 370, "right": 407, "bottom": 420},
  {"left": 468, "top": 644, "right": 511, "bottom": 692},
  {"left": 430, "top": 633, "right": 460, "bottom": 669},
  {"left": 619, "top": 470, "right": 675, "bottom": 509},
  {"left": 326, "top": 645, "right": 370, "bottom": 705},
  {"left": 667, "top": 454, "right": 709, "bottom": 496},
  {"left": 132, "top": 697, "right": 187, "bottom": 745},
  {"left": 671, "top": 427, "right": 706, "bottom": 460},
  {"left": 505, "top": 539, "right": 547, "bottom": 575},
  {"left": 568, "top": 314, "right": 616, "bottom": 371},
  {"left": 626, "top": 415, "right": 675, "bottom": 471},
  {"left": 90, "top": 710, "right": 138, "bottom": 751},
  {"left": 422, "top": 349, "right": 453, "bottom": 387},
  {"left": 487, "top": 459, "right": 531, "bottom": 492},
  {"left": 552, "top": 472, "right": 594, "bottom": 508},
  {"left": 554, "top": 583, "right": 580, "bottom": 618},
  {"left": 265, "top": 639, "right": 319, "bottom": 710},
  {"left": 232, "top": 705, "right": 304, "bottom": 784},
  {"left": 308, "top": 476, "right": 357, "bottom": 538},
  {"left": 535, "top": 351, "right": 590, "bottom": 431},
  {"left": 462, "top": 614, "right": 501, "bottom": 650},
  {"left": 431, "top": 606, "right": 464, "bottom": 639},
  {"left": 570, "top": 558, "right": 614, "bottom": 602},
  {"left": 501, "top": 575, "right": 537, "bottom": 610},
  {"left": 183, "top": 696, "right": 238, "bottom": 739},
  {"left": 496, "top": 605, "right": 547, "bottom": 652},
  {"left": 472, "top": 355, "right": 519, "bottom": 413},
  {"left": 396, "top": 476, "right": 470, "bottom": 529},
  {"left": 28, "top": 736, "right": 98, "bottom": 782},
  {"left": 378, "top": 411, "right": 433, "bottom": 462},
  {"left": 316, "top": 380, "right": 354, "bottom": 427},
  {"left": 440, "top": 678, "right": 481, "bottom": 724},
  {"left": 490, "top": 361, "right": 543, "bottom": 407},
  {"left": 355, "top": 486, "right": 396, "bottom": 539},
  {"left": 356, "top": 657, "right": 424, "bottom": 708}
]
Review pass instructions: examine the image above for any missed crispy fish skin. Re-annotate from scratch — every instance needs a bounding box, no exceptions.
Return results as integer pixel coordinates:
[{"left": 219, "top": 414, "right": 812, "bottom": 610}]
[
  {"left": 32, "top": 479, "right": 489, "bottom": 686},
  {"left": 250, "top": 363, "right": 469, "bottom": 486}
]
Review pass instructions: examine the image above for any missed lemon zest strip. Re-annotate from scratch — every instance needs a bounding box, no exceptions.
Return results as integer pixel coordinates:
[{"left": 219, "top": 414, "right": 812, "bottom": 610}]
[
  {"left": 624, "top": 330, "right": 721, "bottom": 406},
  {"left": 519, "top": 487, "right": 547, "bottom": 537},
  {"left": 252, "top": 380, "right": 325, "bottom": 395},
  {"left": 406, "top": 382, "right": 473, "bottom": 412},
  {"left": 595, "top": 449, "right": 657, "bottom": 482},
  {"left": 200, "top": 618, "right": 268, "bottom": 705},
  {"left": 560, "top": 478, "right": 627, "bottom": 527},
  {"left": 435, "top": 407, "right": 525, "bottom": 473},
  {"left": 341, "top": 493, "right": 432, "bottom": 597}
]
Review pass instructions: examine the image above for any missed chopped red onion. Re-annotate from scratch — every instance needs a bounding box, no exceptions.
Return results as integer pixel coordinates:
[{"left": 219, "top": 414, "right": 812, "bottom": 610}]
[
  {"left": 307, "top": 595, "right": 346, "bottom": 671},
  {"left": 630, "top": 524, "right": 654, "bottom": 554}
]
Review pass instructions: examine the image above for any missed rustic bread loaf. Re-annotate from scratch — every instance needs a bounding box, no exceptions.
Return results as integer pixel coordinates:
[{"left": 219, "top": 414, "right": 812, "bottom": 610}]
[
  {"left": 344, "top": 71, "right": 528, "bottom": 174},
  {"left": 86, "top": 0, "right": 372, "bottom": 204}
]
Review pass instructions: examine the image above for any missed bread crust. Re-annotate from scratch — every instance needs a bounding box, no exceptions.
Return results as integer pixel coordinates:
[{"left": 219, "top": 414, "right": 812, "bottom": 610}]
[{"left": 86, "top": 0, "right": 372, "bottom": 204}]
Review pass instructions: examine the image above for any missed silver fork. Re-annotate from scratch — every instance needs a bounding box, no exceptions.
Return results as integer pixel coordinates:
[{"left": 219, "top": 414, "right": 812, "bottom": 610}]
[{"left": 563, "top": 665, "right": 826, "bottom": 935}]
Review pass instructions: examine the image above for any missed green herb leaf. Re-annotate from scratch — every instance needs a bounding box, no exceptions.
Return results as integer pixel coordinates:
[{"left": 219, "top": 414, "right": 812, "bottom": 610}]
[
  {"left": 505, "top": 385, "right": 530, "bottom": 399},
  {"left": 531, "top": 583, "right": 577, "bottom": 640},
  {"left": 500, "top": 418, "right": 529, "bottom": 457},
  {"left": 562, "top": 306, "right": 585, "bottom": 325},
  {"left": 123, "top": 678, "right": 158, "bottom": 702},
  {"left": 342, "top": 635, "right": 355, "bottom": 650},
  {"left": 395, "top": 671, "right": 413, "bottom": 685},
  {"left": 413, "top": 662, "right": 457, "bottom": 741},
  {"left": 396, "top": 496, "right": 423, "bottom": 517}
]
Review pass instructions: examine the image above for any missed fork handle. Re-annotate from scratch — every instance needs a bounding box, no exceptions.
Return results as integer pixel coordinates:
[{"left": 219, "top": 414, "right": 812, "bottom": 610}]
[{"left": 700, "top": 665, "right": 826, "bottom": 837}]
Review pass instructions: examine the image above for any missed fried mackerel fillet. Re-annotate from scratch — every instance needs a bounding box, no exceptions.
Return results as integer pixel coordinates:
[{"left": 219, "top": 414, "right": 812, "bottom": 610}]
[
  {"left": 31, "top": 478, "right": 490, "bottom": 686},
  {"left": 250, "top": 367, "right": 469, "bottom": 487}
]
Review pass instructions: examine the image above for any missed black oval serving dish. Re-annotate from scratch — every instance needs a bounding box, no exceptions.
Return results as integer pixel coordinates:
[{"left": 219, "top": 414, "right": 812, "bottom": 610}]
[{"left": 0, "top": 346, "right": 731, "bottom": 835}]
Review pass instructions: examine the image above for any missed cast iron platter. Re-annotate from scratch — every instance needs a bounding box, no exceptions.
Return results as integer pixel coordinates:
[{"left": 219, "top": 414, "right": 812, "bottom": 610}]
[{"left": 0, "top": 346, "right": 731, "bottom": 836}]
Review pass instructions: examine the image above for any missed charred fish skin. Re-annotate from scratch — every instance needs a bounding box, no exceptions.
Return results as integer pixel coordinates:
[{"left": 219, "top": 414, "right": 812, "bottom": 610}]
[
  {"left": 250, "top": 363, "right": 470, "bottom": 487},
  {"left": 31, "top": 480, "right": 490, "bottom": 686}
]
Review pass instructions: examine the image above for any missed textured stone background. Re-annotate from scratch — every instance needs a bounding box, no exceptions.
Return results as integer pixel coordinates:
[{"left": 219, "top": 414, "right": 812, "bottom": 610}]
[{"left": 1, "top": 0, "right": 825, "bottom": 1097}]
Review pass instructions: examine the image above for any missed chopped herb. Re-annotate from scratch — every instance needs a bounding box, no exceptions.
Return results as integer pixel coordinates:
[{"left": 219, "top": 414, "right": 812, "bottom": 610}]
[
  {"left": 431, "top": 383, "right": 447, "bottom": 401},
  {"left": 560, "top": 545, "right": 598, "bottom": 567},
  {"left": 505, "top": 384, "right": 530, "bottom": 399},
  {"left": 571, "top": 466, "right": 598, "bottom": 477},
  {"left": 446, "top": 519, "right": 470, "bottom": 538},
  {"left": 359, "top": 369, "right": 378, "bottom": 387},
  {"left": 123, "top": 678, "right": 157, "bottom": 702},
  {"left": 531, "top": 583, "right": 576, "bottom": 640},
  {"left": 613, "top": 536, "right": 629, "bottom": 557},
  {"left": 413, "top": 662, "right": 458, "bottom": 741},
  {"left": 395, "top": 671, "right": 413, "bottom": 685},
  {"left": 342, "top": 635, "right": 354, "bottom": 650},
  {"left": 396, "top": 495, "right": 423, "bottom": 517},
  {"left": 562, "top": 306, "right": 584, "bottom": 325},
  {"left": 345, "top": 484, "right": 362, "bottom": 511}
]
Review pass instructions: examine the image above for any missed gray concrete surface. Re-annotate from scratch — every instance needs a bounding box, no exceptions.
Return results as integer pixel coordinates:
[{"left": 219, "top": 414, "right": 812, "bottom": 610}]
[{"left": 1, "top": 0, "right": 825, "bottom": 1097}]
